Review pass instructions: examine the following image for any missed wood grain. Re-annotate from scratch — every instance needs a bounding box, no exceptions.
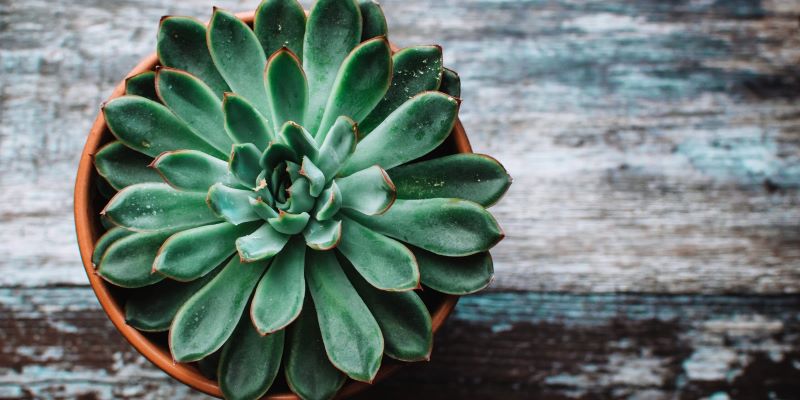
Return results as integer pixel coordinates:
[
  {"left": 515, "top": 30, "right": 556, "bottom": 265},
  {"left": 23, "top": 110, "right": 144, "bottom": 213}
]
[
  {"left": 1, "top": 0, "right": 800, "bottom": 398},
  {"left": 1, "top": 288, "right": 798, "bottom": 399},
  {"left": 1, "top": 0, "right": 799, "bottom": 293}
]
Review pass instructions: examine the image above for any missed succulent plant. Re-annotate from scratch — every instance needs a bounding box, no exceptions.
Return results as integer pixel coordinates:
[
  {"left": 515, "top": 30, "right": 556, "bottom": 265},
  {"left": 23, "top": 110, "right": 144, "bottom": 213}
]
[{"left": 92, "top": 0, "right": 510, "bottom": 399}]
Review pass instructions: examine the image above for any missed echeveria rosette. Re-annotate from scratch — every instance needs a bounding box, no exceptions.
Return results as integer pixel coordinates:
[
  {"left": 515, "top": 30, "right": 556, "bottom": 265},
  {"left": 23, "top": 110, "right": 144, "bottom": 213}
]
[{"left": 92, "top": 0, "right": 510, "bottom": 399}]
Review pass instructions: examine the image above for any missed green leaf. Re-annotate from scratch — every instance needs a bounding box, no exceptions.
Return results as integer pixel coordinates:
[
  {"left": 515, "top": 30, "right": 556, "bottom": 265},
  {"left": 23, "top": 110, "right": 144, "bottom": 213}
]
[
  {"left": 342, "top": 257, "right": 432, "bottom": 361},
  {"left": 170, "top": 256, "right": 269, "bottom": 362},
  {"left": 158, "top": 16, "right": 230, "bottom": 96},
  {"left": 94, "top": 141, "right": 160, "bottom": 190},
  {"left": 316, "top": 37, "right": 392, "bottom": 142},
  {"left": 359, "top": 45, "right": 443, "bottom": 136},
  {"left": 358, "top": 0, "right": 388, "bottom": 41},
  {"left": 223, "top": 93, "right": 274, "bottom": 150},
  {"left": 286, "top": 178, "right": 315, "bottom": 214},
  {"left": 125, "top": 71, "right": 159, "bottom": 101},
  {"left": 208, "top": 8, "right": 270, "bottom": 117},
  {"left": 254, "top": 0, "right": 306, "bottom": 59},
  {"left": 92, "top": 227, "right": 134, "bottom": 267},
  {"left": 337, "top": 216, "right": 419, "bottom": 291},
  {"left": 235, "top": 223, "right": 291, "bottom": 262},
  {"left": 250, "top": 196, "right": 278, "bottom": 220},
  {"left": 345, "top": 198, "right": 503, "bottom": 256},
  {"left": 125, "top": 265, "right": 222, "bottom": 332},
  {"left": 336, "top": 165, "right": 396, "bottom": 215},
  {"left": 219, "top": 319, "right": 284, "bottom": 400},
  {"left": 313, "top": 182, "right": 342, "bottom": 221},
  {"left": 152, "top": 150, "right": 242, "bottom": 192},
  {"left": 251, "top": 238, "right": 306, "bottom": 334},
  {"left": 285, "top": 299, "right": 346, "bottom": 400},
  {"left": 415, "top": 247, "right": 494, "bottom": 295},
  {"left": 229, "top": 143, "right": 262, "bottom": 188},
  {"left": 300, "top": 157, "right": 326, "bottom": 197},
  {"left": 155, "top": 68, "right": 232, "bottom": 154},
  {"left": 103, "top": 183, "right": 221, "bottom": 231},
  {"left": 153, "top": 221, "right": 259, "bottom": 281},
  {"left": 267, "top": 211, "right": 310, "bottom": 235},
  {"left": 207, "top": 183, "right": 259, "bottom": 225},
  {"left": 341, "top": 92, "right": 459, "bottom": 174},
  {"left": 266, "top": 48, "right": 308, "bottom": 131},
  {"left": 103, "top": 95, "right": 226, "bottom": 159},
  {"left": 303, "top": 219, "right": 342, "bottom": 250},
  {"left": 303, "top": 0, "right": 362, "bottom": 134},
  {"left": 438, "top": 67, "right": 461, "bottom": 97},
  {"left": 306, "top": 250, "right": 382, "bottom": 383},
  {"left": 260, "top": 142, "right": 299, "bottom": 170},
  {"left": 315, "top": 116, "right": 357, "bottom": 180},
  {"left": 388, "top": 153, "right": 511, "bottom": 207},
  {"left": 97, "top": 229, "right": 178, "bottom": 288},
  {"left": 100, "top": 214, "right": 117, "bottom": 230},
  {"left": 279, "top": 121, "right": 318, "bottom": 160}
]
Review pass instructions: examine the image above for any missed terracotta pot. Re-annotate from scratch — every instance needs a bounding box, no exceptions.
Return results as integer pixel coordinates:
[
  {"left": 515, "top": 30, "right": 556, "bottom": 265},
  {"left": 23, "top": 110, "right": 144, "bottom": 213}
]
[{"left": 74, "top": 10, "right": 470, "bottom": 400}]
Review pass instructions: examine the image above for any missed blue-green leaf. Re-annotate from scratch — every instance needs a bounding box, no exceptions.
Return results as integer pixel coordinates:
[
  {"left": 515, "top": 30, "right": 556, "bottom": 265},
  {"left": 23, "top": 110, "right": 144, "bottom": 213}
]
[
  {"left": 336, "top": 165, "right": 396, "bottom": 215},
  {"left": 388, "top": 153, "right": 511, "bottom": 207},
  {"left": 438, "top": 67, "right": 461, "bottom": 97},
  {"left": 359, "top": 45, "right": 443, "bottom": 136},
  {"left": 223, "top": 93, "right": 274, "bottom": 150},
  {"left": 153, "top": 221, "right": 259, "bottom": 281},
  {"left": 152, "top": 150, "right": 242, "bottom": 192},
  {"left": 306, "top": 250, "right": 382, "bottom": 383},
  {"left": 343, "top": 258, "right": 432, "bottom": 361},
  {"left": 94, "top": 141, "right": 160, "bottom": 190},
  {"left": 315, "top": 116, "right": 357, "bottom": 180},
  {"left": 254, "top": 0, "right": 306, "bottom": 59},
  {"left": 103, "top": 183, "right": 221, "bottom": 232},
  {"left": 302, "top": 218, "right": 342, "bottom": 251},
  {"left": 170, "top": 257, "right": 269, "bottom": 362},
  {"left": 103, "top": 96, "right": 226, "bottom": 159},
  {"left": 266, "top": 48, "right": 308, "bottom": 131},
  {"left": 92, "top": 226, "right": 134, "bottom": 267},
  {"left": 229, "top": 143, "right": 262, "bottom": 188},
  {"left": 155, "top": 68, "right": 232, "bottom": 153},
  {"left": 97, "top": 229, "right": 178, "bottom": 288},
  {"left": 285, "top": 299, "right": 346, "bottom": 400},
  {"left": 303, "top": 0, "right": 362, "bottom": 134},
  {"left": 125, "top": 71, "right": 159, "bottom": 101},
  {"left": 125, "top": 265, "right": 222, "bottom": 332},
  {"left": 345, "top": 198, "right": 503, "bottom": 256},
  {"left": 219, "top": 319, "right": 284, "bottom": 400},
  {"left": 341, "top": 92, "right": 459, "bottom": 174},
  {"left": 415, "top": 247, "right": 494, "bottom": 295},
  {"left": 313, "top": 182, "right": 342, "bottom": 221},
  {"left": 207, "top": 183, "right": 260, "bottom": 225},
  {"left": 337, "top": 216, "right": 419, "bottom": 291},
  {"left": 251, "top": 238, "right": 306, "bottom": 334},
  {"left": 158, "top": 16, "right": 230, "bottom": 96},
  {"left": 316, "top": 37, "right": 392, "bottom": 141},
  {"left": 208, "top": 8, "right": 270, "bottom": 116},
  {"left": 235, "top": 223, "right": 291, "bottom": 262},
  {"left": 358, "top": 0, "right": 388, "bottom": 41}
]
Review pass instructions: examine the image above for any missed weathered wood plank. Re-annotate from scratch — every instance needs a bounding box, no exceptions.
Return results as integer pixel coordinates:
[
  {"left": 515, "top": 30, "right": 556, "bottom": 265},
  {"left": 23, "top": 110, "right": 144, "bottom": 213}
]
[
  {"left": 1, "top": 288, "right": 799, "bottom": 399},
  {"left": 1, "top": 0, "right": 799, "bottom": 293}
]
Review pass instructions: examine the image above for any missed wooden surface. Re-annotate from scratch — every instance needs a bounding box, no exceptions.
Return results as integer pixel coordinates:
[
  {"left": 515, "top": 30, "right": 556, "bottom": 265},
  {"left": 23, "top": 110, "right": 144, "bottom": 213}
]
[{"left": 1, "top": 0, "right": 799, "bottom": 398}]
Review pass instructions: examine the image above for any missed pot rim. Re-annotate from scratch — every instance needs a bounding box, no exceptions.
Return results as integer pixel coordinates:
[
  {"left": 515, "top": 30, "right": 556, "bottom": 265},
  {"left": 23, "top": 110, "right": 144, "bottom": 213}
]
[{"left": 74, "top": 10, "right": 469, "bottom": 400}]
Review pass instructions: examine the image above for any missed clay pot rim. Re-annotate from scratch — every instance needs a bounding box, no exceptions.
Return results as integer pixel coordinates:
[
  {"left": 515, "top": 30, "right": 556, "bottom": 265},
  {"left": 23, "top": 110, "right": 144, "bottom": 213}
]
[{"left": 73, "top": 10, "right": 469, "bottom": 400}]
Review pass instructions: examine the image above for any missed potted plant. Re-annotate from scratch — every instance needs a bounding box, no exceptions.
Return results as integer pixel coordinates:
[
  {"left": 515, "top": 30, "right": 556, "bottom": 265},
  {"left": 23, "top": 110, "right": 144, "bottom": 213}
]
[{"left": 74, "top": 0, "right": 511, "bottom": 399}]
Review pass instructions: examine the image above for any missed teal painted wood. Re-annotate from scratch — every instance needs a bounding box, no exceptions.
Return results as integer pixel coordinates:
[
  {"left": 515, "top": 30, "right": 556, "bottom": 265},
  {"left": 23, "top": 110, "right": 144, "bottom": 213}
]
[
  {"left": 1, "top": 0, "right": 799, "bottom": 294},
  {"left": 1, "top": 288, "right": 798, "bottom": 399},
  {"left": 1, "top": 0, "right": 799, "bottom": 398}
]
